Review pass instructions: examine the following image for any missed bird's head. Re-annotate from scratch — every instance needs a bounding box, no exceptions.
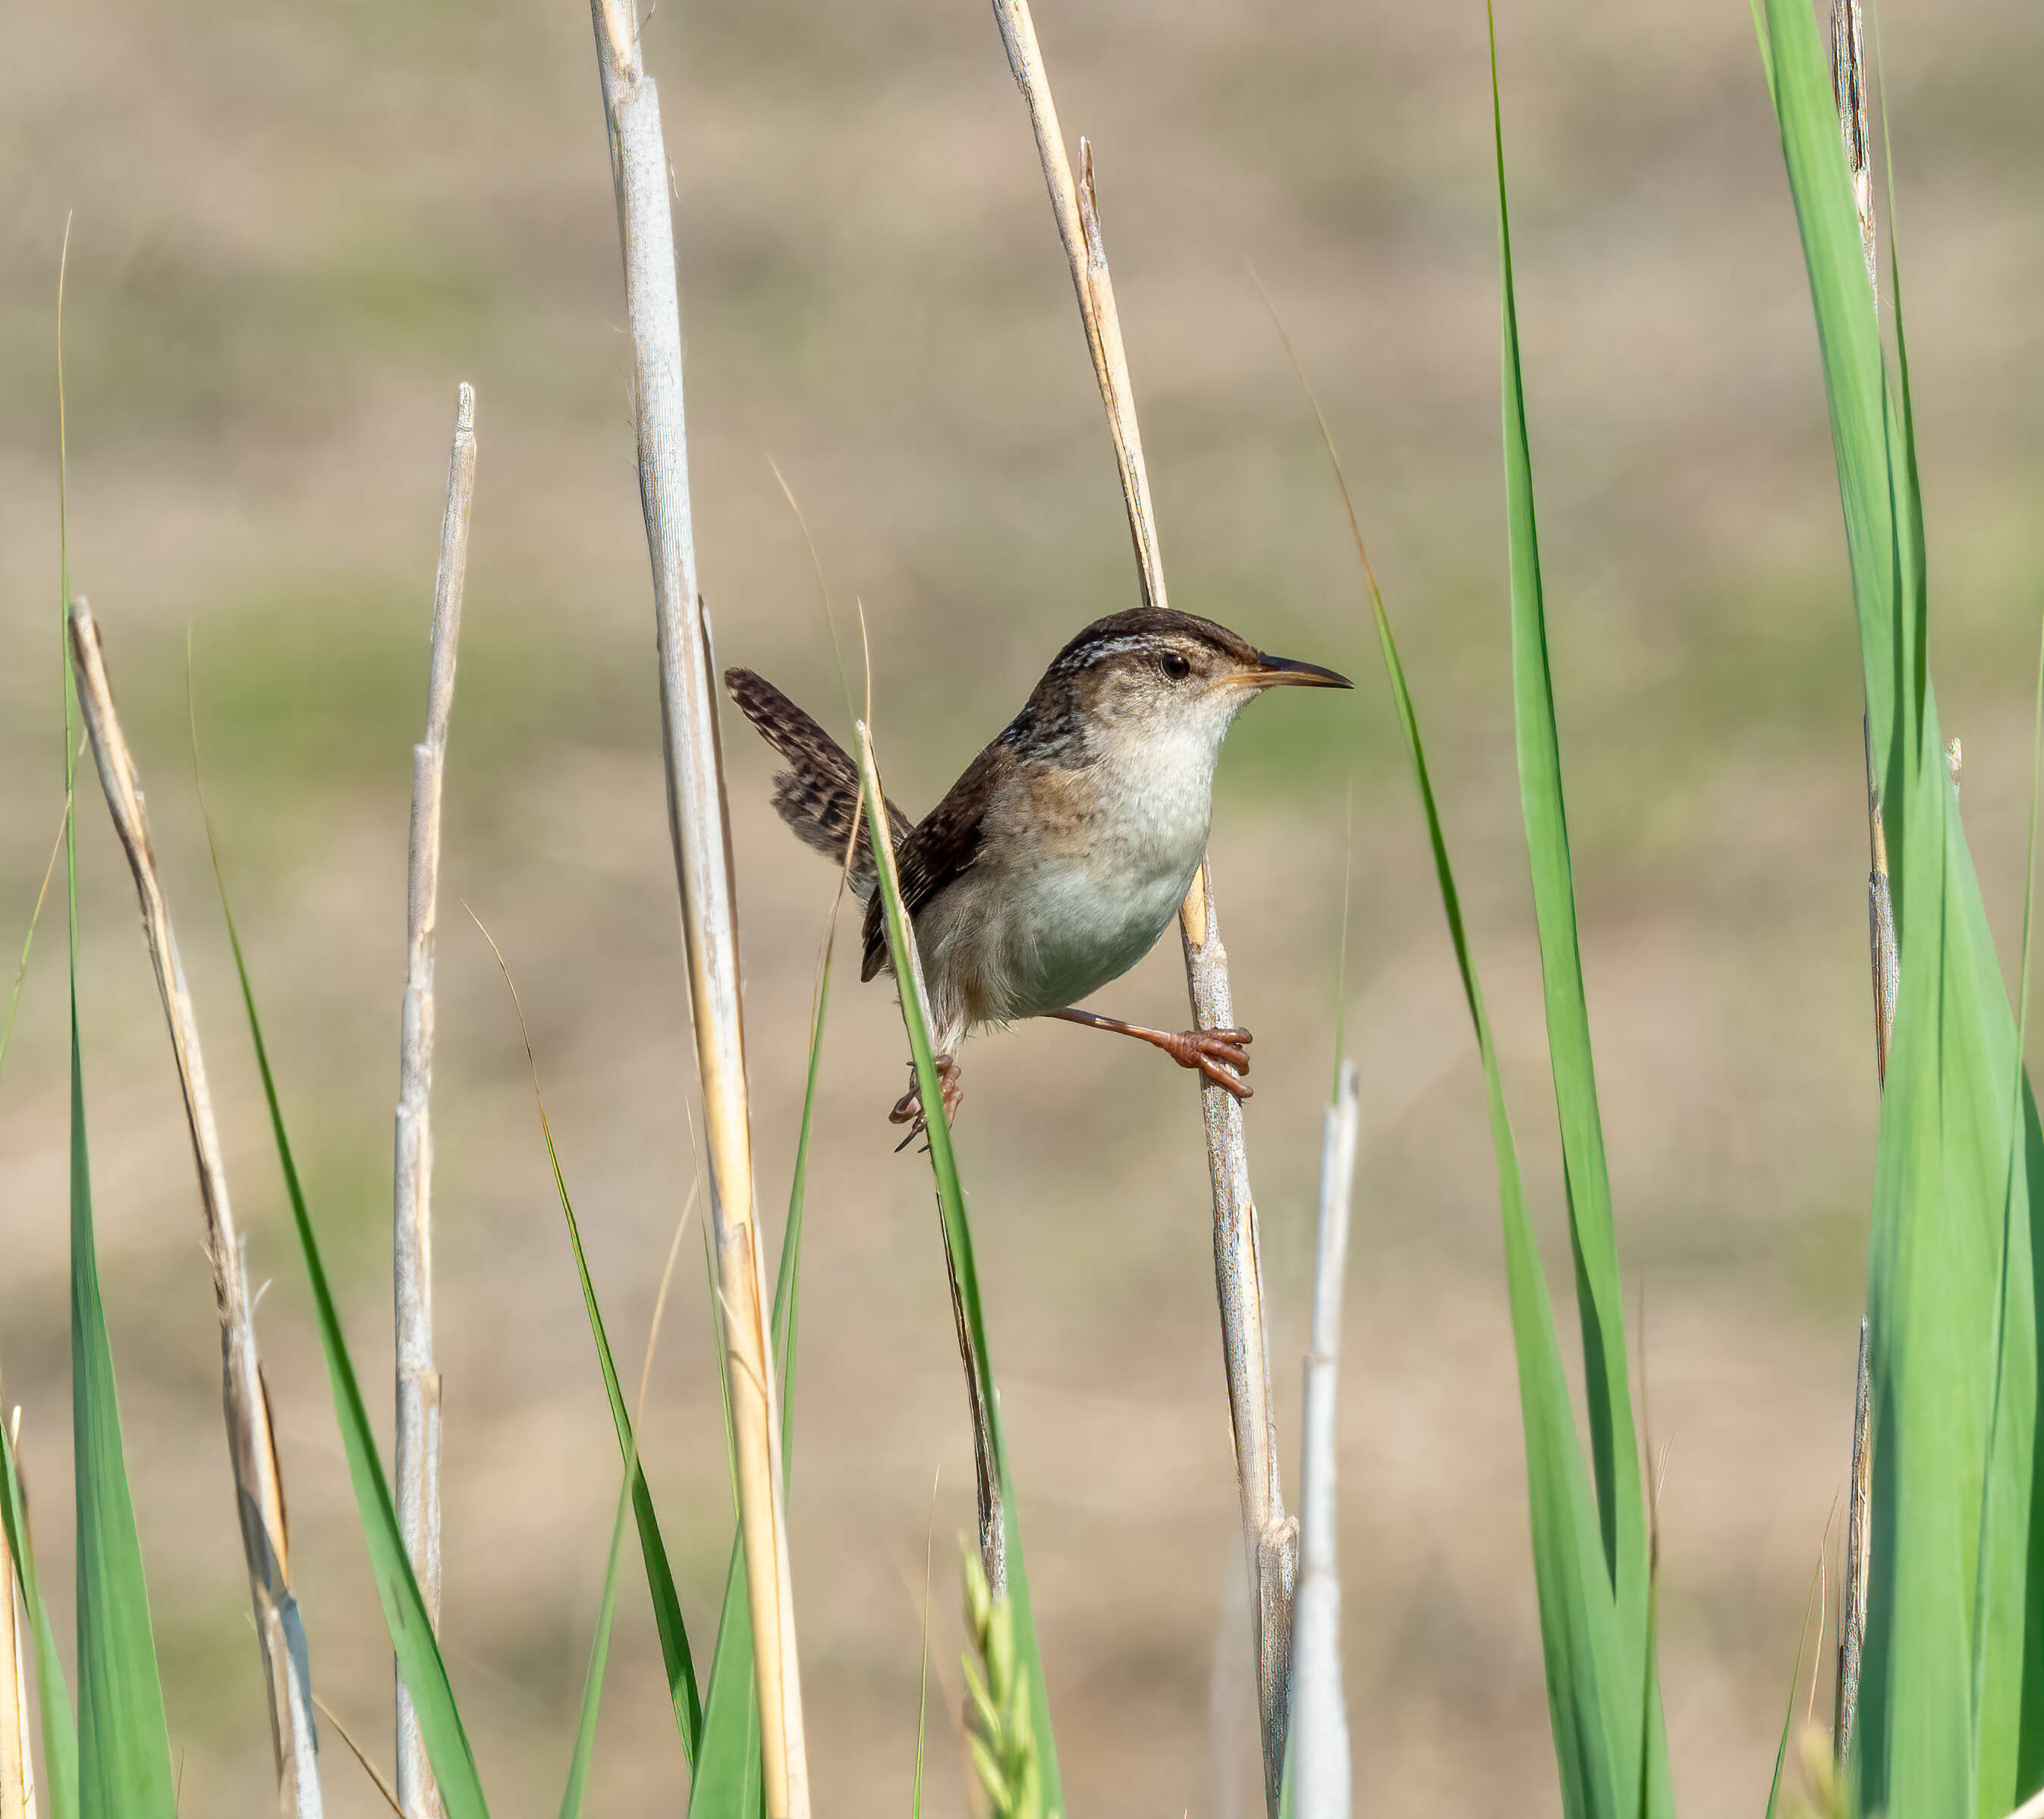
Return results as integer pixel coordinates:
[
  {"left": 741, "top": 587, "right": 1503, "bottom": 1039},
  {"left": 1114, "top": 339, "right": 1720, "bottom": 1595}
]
[{"left": 1033, "top": 607, "right": 1351, "bottom": 757}]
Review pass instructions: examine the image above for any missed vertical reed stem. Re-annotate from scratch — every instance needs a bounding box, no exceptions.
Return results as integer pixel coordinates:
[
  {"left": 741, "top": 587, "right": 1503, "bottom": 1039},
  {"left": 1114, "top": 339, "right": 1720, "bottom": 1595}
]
[
  {"left": 394, "top": 382, "right": 475, "bottom": 1819},
  {"left": 1291, "top": 1062, "right": 1360, "bottom": 1819},
  {"left": 1832, "top": 0, "right": 1879, "bottom": 1766},
  {"left": 67, "top": 599, "right": 323, "bottom": 1818},
  {"left": 584, "top": 6, "right": 809, "bottom": 1811},
  {"left": 986, "top": 5, "right": 1296, "bottom": 1805}
]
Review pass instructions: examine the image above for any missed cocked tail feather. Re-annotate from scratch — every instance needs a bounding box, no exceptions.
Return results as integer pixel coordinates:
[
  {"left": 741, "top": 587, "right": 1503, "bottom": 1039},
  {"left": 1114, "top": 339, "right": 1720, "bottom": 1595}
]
[{"left": 723, "top": 667, "right": 914, "bottom": 898}]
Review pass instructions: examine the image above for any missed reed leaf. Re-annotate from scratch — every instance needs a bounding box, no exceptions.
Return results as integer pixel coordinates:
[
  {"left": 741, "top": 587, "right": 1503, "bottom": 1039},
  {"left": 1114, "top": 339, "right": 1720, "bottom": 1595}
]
[
  {"left": 852, "top": 720, "right": 1063, "bottom": 1814},
  {"left": 1489, "top": 12, "right": 1669, "bottom": 1811},
  {"left": 556, "top": 1448, "right": 639, "bottom": 1819},
  {"left": 1755, "top": 4, "right": 2044, "bottom": 1808},
  {"left": 207, "top": 867, "right": 492, "bottom": 1819},
  {"left": 473, "top": 915, "right": 706, "bottom": 1767}
]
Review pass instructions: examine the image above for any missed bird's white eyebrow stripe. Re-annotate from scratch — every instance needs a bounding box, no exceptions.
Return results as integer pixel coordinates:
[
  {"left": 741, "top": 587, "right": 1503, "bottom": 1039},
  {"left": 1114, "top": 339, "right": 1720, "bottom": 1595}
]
[{"left": 1054, "top": 634, "right": 1168, "bottom": 672}]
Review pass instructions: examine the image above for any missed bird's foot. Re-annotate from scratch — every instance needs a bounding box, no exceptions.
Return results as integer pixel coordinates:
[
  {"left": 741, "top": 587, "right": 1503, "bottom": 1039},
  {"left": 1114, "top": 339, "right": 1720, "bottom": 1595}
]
[
  {"left": 888, "top": 1053, "right": 964, "bottom": 1150},
  {"left": 1159, "top": 1026, "right": 1253, "bottom": 1100}
]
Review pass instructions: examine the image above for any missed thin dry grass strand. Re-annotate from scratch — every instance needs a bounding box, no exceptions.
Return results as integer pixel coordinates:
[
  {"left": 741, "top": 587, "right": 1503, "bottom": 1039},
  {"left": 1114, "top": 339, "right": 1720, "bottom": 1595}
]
[
  {"left": 67, "top": 599, "right": 323, "bottom": 1818},
  {"left": 989, "top": 9, "right": 1295, "bottom": 1802},
  {"left": 395, "top": 379, "right": 475, "bottom": 1819},
  {"left": 766, "top": 456, "right": 856, "bottom": 726},
  {"left": 1290, "top": 1062, "right": 1360, "bottom": 1819},
  {"left": 910, "top": 1468, "right": 939, "bottom": 1819},
  {"left": 584, "top": 4, "right": 808, "bottom": 1812},
  {"left": 311, "top": 1697, "right": 404, "bottom": 1819},
  {"left": 0, "top": 793, "right": 71, "bottom": 1091},
  {"left": 1830, "top": 3, "right": 1880, "bottom": 1767},
  {"left": 1836, "top": 1314, "right": 1873, "bottom": 1758}
]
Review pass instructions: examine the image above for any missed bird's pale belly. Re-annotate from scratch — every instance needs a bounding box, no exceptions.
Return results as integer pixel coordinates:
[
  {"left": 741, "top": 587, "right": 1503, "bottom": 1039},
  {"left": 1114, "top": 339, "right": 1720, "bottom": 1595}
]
[{"left": 923, "top": 840, "right": 1201, "bottom": 1031}]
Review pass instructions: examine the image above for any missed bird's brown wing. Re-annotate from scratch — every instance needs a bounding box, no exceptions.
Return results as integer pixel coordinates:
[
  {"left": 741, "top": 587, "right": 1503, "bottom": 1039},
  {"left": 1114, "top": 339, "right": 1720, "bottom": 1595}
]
[
  {"left": 725, "top": 668, "right": 913, "bottom": 892},
  {"left": 860, "top": 742, "right": 998, "bottom": 983}
]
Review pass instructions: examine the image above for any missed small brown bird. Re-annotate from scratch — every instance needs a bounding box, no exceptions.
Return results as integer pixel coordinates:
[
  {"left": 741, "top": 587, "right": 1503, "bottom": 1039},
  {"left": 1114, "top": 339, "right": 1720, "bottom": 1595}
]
[{"left": 725, "top": 606, "right": 1351, "bottom": 1138}]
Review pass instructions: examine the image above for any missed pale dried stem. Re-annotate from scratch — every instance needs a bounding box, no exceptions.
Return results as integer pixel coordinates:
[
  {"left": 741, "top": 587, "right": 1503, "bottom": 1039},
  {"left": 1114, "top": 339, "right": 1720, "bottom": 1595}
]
[
  {"left": 584, "top": 7, "right": 808, "bottom": 1813},
  {"left": 1836, "top": 1316, "right": 1872, "bottom": 1760},
  {"left": 0, "top": 1403, "right": 32, "bottom": 1819},
  {"left": 393, "top": 382, "right": 474, "bottom": 1819},
  {"left": 987, "top": 5, "right": 1295, "bottom": 1804},
  {"left": 66, "top": 599, "right": 322, "bottom": 1818},
  {"left": 1833, "top": 0, "right": 1879, "bottom": 1766},
  {"left": 1291, "top": 1062, "right": 1360, "bottom": 1819}
]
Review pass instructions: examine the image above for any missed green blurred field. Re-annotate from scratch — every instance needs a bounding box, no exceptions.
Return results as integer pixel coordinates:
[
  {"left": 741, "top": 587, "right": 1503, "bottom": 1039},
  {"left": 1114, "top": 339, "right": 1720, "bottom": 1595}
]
[{"left": 4, "top": 0, "right": 2043, "bottom": 1813}]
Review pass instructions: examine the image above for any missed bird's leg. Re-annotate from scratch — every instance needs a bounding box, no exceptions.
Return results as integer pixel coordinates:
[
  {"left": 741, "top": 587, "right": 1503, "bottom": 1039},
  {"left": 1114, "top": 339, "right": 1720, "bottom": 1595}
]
[
  {"left": 888, "top": 1053, "right": 964, "bottom": 1149},
  {"left": 1050, "top": 1005, "right": 1253, "bottom": 1100}
]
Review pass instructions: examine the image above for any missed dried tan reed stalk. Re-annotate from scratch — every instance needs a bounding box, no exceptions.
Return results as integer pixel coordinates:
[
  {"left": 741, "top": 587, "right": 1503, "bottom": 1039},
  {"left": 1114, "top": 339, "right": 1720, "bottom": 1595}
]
[
  {"left": 1291, "top": 1061, "right": 1360, "bottom": 1818},
  {"left": 66, "top": 598, "right": 322, "bottom": 1818},
  {"left": 393, "top": 382, "right": 475, "bottom": 1819},
  {"left": 1832, "top": 0, "right": 1879, "bottom": 1764},
  {"left": 0, "top": 1402, "right": 32, "bottom": 1819},
  {"left": 582, "top": 7, "right": 808, "bottom": 1812},
  {"left": 987, "top": 5, "right": 1297, "bottom": 1804}
]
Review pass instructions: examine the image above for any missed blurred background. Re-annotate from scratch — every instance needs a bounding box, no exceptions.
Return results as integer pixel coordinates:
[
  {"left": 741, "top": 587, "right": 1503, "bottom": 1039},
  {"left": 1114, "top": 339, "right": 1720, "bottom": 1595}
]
[{"left": 4, "top": 0, "right": 2042, "bottom": 1812}]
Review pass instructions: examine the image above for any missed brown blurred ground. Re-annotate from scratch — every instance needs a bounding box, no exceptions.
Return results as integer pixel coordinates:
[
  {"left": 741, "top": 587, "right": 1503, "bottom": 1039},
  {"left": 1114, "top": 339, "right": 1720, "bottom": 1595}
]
[{"left": 4, "top": 0, "right": 2043, "bottom": 1813}]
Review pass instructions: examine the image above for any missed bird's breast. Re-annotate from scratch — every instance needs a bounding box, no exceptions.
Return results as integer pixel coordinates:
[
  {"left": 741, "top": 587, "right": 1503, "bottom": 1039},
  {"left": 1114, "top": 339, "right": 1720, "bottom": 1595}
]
[{"left": 924, "top": 734, "right": 1217, "bottom": 1026}]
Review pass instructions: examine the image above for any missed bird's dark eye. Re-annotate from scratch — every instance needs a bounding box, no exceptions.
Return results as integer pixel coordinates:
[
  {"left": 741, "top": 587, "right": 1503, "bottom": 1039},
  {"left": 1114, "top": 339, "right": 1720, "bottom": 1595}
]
[{"left": 1160, "top": 651, "right": 1192, "bottom": 681}]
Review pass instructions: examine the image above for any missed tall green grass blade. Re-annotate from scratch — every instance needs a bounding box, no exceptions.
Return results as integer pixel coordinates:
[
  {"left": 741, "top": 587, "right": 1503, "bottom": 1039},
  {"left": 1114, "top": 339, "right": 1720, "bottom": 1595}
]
[
  {"left": 18, "top": 212, "right": 85, "bottom": 1819},
  {"left": 1, "top": 1405, "right": 78, "bottom": 1819},
  {"left": 1855, "top": 674, "right": 1973, "bottom": 1814},
  {"left": 772, "top": 933, "right": 833, "bottom": 1464},
  {"left": 854, "top": 722, "right": 1063, "bottom": 1814},
  {"left": 68, "top": 1024, "right": 176, "bottom": 1819},
  {"left": 1284, "top": 302, "right": 1630, "bottom": 1814},
  {"left": 547, "top": 1131, "right": 703, "bottom": 1763},
  {"left": 687, "top": 1558, "right": 763, "bottom": 1819},
  {"left": 1366, "top": 554, "right": 1626, "bottom": 1819},
  {"left": 0, "top": 807, "right": 66, "bottom": 1092},
  {"left": 1973, "top": 607, "right": 2044, "bottom": 1805},
  {"left": 473, "top": 918, "right": 706, "bottom": 1766},
  {"left": 58, "top": 217, "right": 177, "bottom": 1819},
  {"left": 1489, "top": 14, "right": 1668, "bottom": 1812},
  {"left": 207, "top": 871, "right": 491, "bottom": 1818},
  {"left": 1763, "top": 1568, "right": 1822, "bottom": 1819},
  {"left": 687, "top": 898, "right": 841, "bottom": 1819},
  {"left": 1755, "top": 5, "right": 2044, "bottom": 1810},
  {"left": 556, "top": 1448, "right": 639, "bottom": 1819}
]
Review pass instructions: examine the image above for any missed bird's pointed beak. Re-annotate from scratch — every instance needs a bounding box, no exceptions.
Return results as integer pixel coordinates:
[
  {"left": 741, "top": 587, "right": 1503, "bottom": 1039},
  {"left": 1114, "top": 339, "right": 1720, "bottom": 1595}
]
[{"left": 1239, "top": 652, "right": 1354, "bottom": 691}]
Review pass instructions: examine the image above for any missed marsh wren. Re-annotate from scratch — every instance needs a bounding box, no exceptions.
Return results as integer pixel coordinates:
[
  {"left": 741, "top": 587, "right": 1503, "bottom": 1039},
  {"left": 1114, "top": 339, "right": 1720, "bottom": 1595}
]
[{"left": 726, "top": 607, "right": 1351, "bottom": 1138}]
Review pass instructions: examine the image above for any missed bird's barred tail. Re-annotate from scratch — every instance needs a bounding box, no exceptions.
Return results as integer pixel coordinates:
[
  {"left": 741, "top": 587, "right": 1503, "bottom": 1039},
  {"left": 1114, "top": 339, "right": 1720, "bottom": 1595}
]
[{"left": 723, "top": 668, "right": 911, "bottom": 894}]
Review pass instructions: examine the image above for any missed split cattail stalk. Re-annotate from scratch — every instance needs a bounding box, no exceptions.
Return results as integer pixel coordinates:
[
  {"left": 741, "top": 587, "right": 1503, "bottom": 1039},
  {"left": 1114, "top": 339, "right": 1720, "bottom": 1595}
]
[
  {"left": 583, "top": 6, "right": 809, "bottom": 1813},
  {"left": 393, "top": 382, "right": 475, "bottom": 1819},
  {"left": 0, "top": 1404, "right": 33, "bottom": 1819},
  {"left": 1832, "top": 0, "right": 1879, "bottom": 1765},
  {"left": 66, "top": 599, "right": 323, "bottom": 1819},
  {"left": 1291, "top": 1062, "right": 1360, "bottom": 1819},
  {"left": 986, "top": 5, "right": 1297, "bottom": 1805}
]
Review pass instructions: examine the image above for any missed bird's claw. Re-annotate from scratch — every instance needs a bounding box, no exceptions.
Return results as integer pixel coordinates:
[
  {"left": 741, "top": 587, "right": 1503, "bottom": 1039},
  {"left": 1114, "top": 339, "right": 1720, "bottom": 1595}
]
[
  {"left": 889, "top": 1053, "right": 964, "bottom": 1149},
  {"left": 1163, "top": 1026, "right": 1253, "bottom": 1100}
]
